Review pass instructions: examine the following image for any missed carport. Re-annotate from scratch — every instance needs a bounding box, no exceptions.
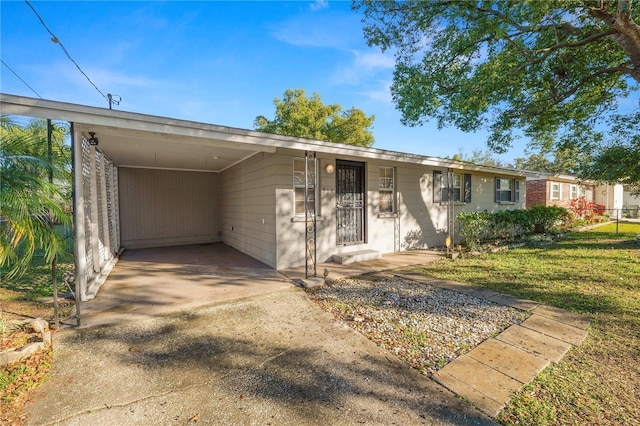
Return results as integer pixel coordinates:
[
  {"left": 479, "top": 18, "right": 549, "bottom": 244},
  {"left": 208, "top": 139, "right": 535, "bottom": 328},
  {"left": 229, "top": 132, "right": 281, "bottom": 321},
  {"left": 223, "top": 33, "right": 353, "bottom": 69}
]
[
  {"left": 68, "top": 242, "right": 294, "bottom": 328},
  {"left": 1, "top": 94, "right": 286, "bottom": 302}
]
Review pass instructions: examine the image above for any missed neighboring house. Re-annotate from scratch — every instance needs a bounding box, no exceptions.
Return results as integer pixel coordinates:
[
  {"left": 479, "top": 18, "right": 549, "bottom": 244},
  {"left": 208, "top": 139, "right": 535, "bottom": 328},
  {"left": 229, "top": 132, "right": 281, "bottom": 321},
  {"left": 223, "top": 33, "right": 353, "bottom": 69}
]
[
  {"left": 526, "top": 173, "right": 596, "bottom": 209},
  {"left": 1, "top": 94, "right": 530, "bottom": 300},
  {"left": 594, "top": 183, "right": 640, "bottom": 218}
]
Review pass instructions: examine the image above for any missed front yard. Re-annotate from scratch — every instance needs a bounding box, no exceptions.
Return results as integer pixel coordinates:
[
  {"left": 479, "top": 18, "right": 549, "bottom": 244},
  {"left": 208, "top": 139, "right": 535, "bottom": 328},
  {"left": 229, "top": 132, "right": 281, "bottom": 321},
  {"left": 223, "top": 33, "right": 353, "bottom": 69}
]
[
  {"left": 419, "top": 222, "right": 640, "bottom": 425},
  {"left": 2, "top": 223, "right": 638, "bottom": 425}
]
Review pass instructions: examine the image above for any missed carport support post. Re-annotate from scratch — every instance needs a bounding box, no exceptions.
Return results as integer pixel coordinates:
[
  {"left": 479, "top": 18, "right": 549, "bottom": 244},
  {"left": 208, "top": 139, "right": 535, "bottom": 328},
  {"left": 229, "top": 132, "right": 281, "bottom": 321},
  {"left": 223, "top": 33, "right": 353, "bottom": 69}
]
[
  {"left": 48, "top": 119, "right": 59, "bottom": 330},
  {"left": 72, "top": 123, "right": 85, "bottom": 323}
]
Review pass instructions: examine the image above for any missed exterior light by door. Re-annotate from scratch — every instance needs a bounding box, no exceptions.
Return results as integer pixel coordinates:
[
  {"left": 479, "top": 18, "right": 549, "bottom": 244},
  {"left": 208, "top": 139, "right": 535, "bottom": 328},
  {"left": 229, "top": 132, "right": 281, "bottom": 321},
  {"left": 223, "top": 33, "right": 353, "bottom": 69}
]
[{"left": 325, "top": 163, "right": 335, "bottom": 174}]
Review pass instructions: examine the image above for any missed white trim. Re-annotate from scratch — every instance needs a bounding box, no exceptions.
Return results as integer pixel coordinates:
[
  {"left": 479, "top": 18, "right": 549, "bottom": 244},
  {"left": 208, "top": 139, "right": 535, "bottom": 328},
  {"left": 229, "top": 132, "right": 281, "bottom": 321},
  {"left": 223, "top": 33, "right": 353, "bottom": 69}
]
[
  {"left": 570, "top": 184, "right": 578, "bottom": 200},
  {"left": 0, "top": 93, "right": 532, "bottom": 178},
  {"left": 550, "top": 182, "right": 561, "bottom": 200}
]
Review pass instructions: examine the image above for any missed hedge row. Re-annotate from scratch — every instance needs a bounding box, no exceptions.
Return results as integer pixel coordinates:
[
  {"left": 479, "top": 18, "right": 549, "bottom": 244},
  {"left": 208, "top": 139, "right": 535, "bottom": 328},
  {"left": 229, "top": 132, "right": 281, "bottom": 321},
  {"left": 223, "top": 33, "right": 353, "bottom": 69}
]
[{"left": 455, "top": 206, "right": 572, "bottom": 250}]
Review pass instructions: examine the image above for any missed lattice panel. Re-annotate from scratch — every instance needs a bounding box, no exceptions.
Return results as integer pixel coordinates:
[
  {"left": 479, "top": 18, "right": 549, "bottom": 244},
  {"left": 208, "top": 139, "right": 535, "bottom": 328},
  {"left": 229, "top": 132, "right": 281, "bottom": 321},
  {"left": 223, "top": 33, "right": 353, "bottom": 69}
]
[
  {"left": 104, "top": 159, "right": 117, "bottom": 255},
  {"left": 81, "top": 139, "right": 94, "bottom": 282},
  {"left": 112, "top": 167, "right": 120, "bottom": 252},
  {"left": 95, "top": 149, "right": 106, "bottom": 264}
]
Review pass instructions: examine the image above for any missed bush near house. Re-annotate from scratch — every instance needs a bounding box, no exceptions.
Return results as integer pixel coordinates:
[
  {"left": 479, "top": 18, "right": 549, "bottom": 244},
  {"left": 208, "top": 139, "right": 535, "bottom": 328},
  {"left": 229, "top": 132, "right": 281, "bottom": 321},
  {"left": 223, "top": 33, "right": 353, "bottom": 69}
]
[{"left": 456, "top": 206, "right": 571, "bottom": 250}]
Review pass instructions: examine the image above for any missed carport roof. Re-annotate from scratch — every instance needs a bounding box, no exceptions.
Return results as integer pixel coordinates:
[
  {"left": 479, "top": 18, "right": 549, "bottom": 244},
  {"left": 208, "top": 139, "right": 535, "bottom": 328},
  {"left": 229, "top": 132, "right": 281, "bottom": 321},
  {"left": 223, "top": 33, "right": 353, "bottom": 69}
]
[{"left": 1, "top": 93, "right": 531, "bottom": 176}]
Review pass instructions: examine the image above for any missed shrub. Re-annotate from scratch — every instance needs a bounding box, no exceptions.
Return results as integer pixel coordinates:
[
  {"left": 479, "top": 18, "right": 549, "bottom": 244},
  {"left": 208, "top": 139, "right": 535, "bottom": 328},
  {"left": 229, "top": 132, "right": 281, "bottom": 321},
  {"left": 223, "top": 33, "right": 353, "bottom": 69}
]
[
  {"left": 456, "top": 206, "right": 571, "bottom": 249},
  {"left": 528, "top": 205, "right": 571, "bottom": 234},
  {"left": 568, "top": 197, "right": 599, "bottom": 224},
  {"left": 455, "top": 212, "right": 493, "bottom": 250}
]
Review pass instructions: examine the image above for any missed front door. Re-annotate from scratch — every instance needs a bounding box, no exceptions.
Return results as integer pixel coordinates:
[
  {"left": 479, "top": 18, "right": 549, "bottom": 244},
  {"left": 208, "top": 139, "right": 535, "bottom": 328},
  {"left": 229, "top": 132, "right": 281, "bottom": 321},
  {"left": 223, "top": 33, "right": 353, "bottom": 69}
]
[{"left": 336, "top": 160, "right": 365, "bottom": 245}]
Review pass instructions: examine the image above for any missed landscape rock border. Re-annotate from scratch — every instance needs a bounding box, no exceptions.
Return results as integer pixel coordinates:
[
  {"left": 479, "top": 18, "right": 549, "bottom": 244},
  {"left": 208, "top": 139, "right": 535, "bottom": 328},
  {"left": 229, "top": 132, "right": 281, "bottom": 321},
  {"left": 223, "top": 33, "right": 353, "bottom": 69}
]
[{"left": 0, "top": 318, "right": 52, "bottom": 366}]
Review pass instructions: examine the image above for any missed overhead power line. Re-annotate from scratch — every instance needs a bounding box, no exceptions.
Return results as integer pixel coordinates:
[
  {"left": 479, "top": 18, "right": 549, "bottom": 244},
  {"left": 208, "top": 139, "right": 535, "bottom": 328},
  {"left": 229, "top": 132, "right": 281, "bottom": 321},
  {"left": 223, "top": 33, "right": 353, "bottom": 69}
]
[
  {"left": 24, "top": 0, "right": 120, "bottom": 108},
  {"left": 1, "top": 59, "right": 43, "bottom": 98}
]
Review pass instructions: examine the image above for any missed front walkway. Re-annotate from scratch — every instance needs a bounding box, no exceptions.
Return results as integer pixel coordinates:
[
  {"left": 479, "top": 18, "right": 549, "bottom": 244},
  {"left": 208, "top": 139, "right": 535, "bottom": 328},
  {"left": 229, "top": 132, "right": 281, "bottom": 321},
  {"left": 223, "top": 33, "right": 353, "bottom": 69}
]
[{"left": 393, "top": 270, "right": 590, "bottom": 417}]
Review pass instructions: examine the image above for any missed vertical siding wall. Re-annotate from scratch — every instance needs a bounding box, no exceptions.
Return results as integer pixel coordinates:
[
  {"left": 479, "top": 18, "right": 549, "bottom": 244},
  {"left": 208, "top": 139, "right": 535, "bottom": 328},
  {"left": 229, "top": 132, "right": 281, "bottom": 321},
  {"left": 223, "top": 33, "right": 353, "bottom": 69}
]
[
  {"left": 220, "top": 152, "right": 277, "bottom": 268},
  {"left": 118, "top": 168, "right": 220, "bottom": 249}
]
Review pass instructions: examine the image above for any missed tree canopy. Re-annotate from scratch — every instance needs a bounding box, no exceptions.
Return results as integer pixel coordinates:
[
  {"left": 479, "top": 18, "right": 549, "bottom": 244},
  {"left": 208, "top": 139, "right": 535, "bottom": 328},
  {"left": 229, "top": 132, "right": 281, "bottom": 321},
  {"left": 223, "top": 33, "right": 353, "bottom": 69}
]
[
  {"left": 254, "top": 88, "right": 375, "bottom": 147},
  {"left": 451, "top": 147, "right": 507, "bottom": 168},
  {"left": 354, "top": 0, "right": 640, "bottom": 187}
]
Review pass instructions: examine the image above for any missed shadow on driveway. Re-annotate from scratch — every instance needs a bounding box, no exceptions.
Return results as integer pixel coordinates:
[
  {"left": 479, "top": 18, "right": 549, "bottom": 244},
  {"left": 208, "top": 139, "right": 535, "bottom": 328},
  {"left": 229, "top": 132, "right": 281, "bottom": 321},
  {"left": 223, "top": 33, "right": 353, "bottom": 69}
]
[{"left": 27, "top": 289, "right": 494, "bottom": 425}]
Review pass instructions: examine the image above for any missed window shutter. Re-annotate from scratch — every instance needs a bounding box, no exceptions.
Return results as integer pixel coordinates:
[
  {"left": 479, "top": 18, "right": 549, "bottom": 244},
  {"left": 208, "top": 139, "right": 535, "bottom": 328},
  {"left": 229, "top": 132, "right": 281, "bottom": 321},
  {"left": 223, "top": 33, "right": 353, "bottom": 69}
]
[
  {"left": 464, "top": 173, "right": 472, "bottom": 203},
  {"left": 433, "top": 171, "right": 442, "bottom": 203},
  {"left": 495, "top": 178, "right": 500, "bottom": 203},
  {"left": 514, "top": 179, "right": 520, "bottom": 202}
]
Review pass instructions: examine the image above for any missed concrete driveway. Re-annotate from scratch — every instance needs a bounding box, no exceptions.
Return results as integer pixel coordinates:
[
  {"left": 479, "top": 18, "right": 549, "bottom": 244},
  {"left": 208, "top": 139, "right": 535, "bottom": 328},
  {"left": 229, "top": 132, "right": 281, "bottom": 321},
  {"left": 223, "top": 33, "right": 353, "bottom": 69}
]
[
  {"left": 66, "top": 243, "right": 295, "bottom": 328},
  {"left": 29, "top": 244, "right": 492, "bottom": 424},
  {"left": 27, "top": 288, "right": 493, "bottom": 425}
]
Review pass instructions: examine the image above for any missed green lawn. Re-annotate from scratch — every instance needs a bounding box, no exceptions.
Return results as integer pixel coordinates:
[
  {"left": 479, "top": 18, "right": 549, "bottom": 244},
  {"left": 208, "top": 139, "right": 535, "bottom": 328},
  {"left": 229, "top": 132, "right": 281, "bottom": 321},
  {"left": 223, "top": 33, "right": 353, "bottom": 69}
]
[{"left": 419, "top": 222, "right": 640, "bottom": 425}]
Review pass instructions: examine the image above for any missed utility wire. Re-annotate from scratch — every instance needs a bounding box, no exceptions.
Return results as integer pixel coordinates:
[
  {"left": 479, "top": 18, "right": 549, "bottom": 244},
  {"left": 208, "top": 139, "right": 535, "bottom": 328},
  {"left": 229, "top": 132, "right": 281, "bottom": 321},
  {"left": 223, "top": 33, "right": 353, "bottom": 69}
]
[
  {"left": 1, "top": 59, "right": 43, "bottom": 98},
  {"left": 24, "top": 0, "right": 108, "bottom": 102}
]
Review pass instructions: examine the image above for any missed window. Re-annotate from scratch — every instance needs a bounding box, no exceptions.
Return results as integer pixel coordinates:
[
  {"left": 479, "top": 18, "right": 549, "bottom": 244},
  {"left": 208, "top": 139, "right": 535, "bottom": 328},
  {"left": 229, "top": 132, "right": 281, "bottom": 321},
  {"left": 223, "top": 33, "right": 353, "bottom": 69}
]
[
  {"left": 379, "top": 167, "right": 395, "bottom": 213},
  {"left": 550, "top": 182, "right": 561, "bottom": 200},
  {"left": 495, "top": 178, "right": 521, "bottom": 203},
  {"left": 570, "top": 184, "right": 578, "bottom": 199},
  {"left": 293, "top": 157, "right": 317, "bottom": 216},
  {"left": 433, "top": 171, "right": 472, "bottom": 203},
  {"left": 452, "top": 173, "right": 462, "bottom": 202}
]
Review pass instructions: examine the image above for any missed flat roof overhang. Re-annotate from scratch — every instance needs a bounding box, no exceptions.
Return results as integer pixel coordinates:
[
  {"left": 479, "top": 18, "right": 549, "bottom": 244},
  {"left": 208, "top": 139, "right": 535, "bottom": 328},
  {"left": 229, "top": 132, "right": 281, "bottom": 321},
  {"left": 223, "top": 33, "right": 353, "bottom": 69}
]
[{"left": 1, "top": 93, "right": 533, "bottom": 177}]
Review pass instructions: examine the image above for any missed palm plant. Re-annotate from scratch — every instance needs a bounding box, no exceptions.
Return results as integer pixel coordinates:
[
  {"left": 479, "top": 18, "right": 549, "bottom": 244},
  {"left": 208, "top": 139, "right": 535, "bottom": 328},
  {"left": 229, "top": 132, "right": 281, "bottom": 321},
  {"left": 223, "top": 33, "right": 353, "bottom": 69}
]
[{"left": 0, "top": 116, "right": 71, "bottom": 278}]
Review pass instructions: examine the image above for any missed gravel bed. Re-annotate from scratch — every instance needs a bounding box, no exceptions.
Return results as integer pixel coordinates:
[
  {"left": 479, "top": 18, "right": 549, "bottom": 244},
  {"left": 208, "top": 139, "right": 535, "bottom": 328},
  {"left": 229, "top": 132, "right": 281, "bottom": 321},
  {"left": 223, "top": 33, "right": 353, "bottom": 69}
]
[{"left": 307, "top": 273, "right": 528, "bottom": 376}]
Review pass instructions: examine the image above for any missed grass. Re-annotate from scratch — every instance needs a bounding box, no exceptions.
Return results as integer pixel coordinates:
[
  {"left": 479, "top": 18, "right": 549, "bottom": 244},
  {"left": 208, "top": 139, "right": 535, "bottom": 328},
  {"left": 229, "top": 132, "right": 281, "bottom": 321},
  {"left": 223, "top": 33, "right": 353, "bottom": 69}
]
[{"left": 419, "top": 222, "right": 640, "bottom": 425}]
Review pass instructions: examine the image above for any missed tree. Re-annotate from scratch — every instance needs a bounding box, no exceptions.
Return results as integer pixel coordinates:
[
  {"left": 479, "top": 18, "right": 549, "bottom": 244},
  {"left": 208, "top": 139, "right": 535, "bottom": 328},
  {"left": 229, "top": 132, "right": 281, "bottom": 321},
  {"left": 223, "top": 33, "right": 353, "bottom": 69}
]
[
  {"left": 0, "top": 116, "right": 71, "bottom": 278},
  {"left": 254, "top": 89, "right": 375, "bottom": 147},
  {"left": 354, "top": 0, "right": 640, "bottom": 183},
  {"left": 513, "top": 147, "right": 582, "bottom": 174},
  {"left": 583, "top": 112, "right": 640, "bottom": 190},
  {"left": 451, "top": 147, "right": 506, "bottom": 167}
]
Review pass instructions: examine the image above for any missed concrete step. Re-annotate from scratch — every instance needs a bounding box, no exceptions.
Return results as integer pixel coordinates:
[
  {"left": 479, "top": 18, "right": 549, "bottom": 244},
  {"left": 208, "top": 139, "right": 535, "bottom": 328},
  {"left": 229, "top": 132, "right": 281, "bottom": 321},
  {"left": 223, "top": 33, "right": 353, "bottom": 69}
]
[{"left": 332, "top": 250, "right": 381, "bottom": 265}]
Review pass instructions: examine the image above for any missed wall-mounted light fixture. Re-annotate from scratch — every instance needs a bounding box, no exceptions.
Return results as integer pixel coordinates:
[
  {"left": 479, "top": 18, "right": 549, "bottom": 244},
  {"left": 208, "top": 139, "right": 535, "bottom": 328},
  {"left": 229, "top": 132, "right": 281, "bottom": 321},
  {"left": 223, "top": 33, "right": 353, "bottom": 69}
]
[
  {"left": 325, "top": 163, "right": 335, "bottom": 174},
  {"left": 82, "top": 131, "right": 99, "bottom": 146}
]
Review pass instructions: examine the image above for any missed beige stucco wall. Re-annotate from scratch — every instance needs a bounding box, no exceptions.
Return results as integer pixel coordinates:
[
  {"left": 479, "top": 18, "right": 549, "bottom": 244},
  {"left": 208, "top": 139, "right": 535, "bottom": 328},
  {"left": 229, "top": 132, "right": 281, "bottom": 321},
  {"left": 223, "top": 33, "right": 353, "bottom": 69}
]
[
  {"left": 118, "top": 167, "right": 220, "bottom": 249},
  {"left": 220, "top": 152, "right": 278, "bottom": 268}
]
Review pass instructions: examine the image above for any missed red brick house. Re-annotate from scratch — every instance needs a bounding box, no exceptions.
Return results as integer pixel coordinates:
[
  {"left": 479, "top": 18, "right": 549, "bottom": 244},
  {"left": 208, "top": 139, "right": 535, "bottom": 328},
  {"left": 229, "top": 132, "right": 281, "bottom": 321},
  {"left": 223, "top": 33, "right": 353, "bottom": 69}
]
[{"left": 526, "top": 174, "right": 596, "bottom": 209}]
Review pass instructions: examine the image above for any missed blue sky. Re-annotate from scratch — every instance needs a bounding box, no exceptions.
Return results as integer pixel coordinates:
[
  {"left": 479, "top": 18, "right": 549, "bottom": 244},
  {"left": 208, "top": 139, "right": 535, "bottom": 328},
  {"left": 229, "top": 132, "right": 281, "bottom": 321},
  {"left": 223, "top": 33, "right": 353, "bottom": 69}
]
[{"left": 1, "top": 0, "right": 530, "bottom": 162}]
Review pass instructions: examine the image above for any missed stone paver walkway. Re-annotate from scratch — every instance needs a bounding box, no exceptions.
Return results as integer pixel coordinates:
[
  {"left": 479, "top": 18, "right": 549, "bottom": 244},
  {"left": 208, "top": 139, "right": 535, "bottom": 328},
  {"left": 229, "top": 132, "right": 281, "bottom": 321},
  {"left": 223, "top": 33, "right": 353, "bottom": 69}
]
[{"left": 394, "top": 271, "right": 590, "bottom": 417}]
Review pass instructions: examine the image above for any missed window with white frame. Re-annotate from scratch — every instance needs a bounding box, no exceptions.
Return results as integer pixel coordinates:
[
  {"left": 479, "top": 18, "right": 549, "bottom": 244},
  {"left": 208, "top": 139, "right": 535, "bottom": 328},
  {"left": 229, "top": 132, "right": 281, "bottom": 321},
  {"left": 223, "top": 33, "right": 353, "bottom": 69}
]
[
  {"left": 433, "top": 171, "right": 472, "bottom": 203},
  {"left": 378, "top": 166, "right": 395, "bottom": 213},
  {"left": 495, "top": 178, "right": 520, "bottom": 202},
  {"left": 570, "top": 184, "right": 578, "bottom": 199},
  {"left": 495, "top": 178, "right": 513, "bottom": 202},
  {"left": 550, "top": 182, "right": 561, "bottom": 200},
  {"left": 293, "top": 157, "right": 317, "bottom": 216},
  {"left": 452, "top": 173, "right": 462, "bottom": 202}
]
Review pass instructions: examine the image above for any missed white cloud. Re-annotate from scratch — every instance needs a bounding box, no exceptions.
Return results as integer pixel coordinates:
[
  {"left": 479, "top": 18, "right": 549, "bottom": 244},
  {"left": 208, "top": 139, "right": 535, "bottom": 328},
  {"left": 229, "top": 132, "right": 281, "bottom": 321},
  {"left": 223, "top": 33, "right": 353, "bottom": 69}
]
[
  {"left": 332, "top": 49, "right": 395, "bottom": 86},
  {"left": 270, "top": 13, "right": 361, "bottom": 49},
  {"left": 353, "top": 50, "right": 395, "bottom": 70},
  {"left": 359, "top": 80, "right": 393, "bottom": 103},
  {"left": 309, "top": 0, "right": 329, "bottom": 12}
]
